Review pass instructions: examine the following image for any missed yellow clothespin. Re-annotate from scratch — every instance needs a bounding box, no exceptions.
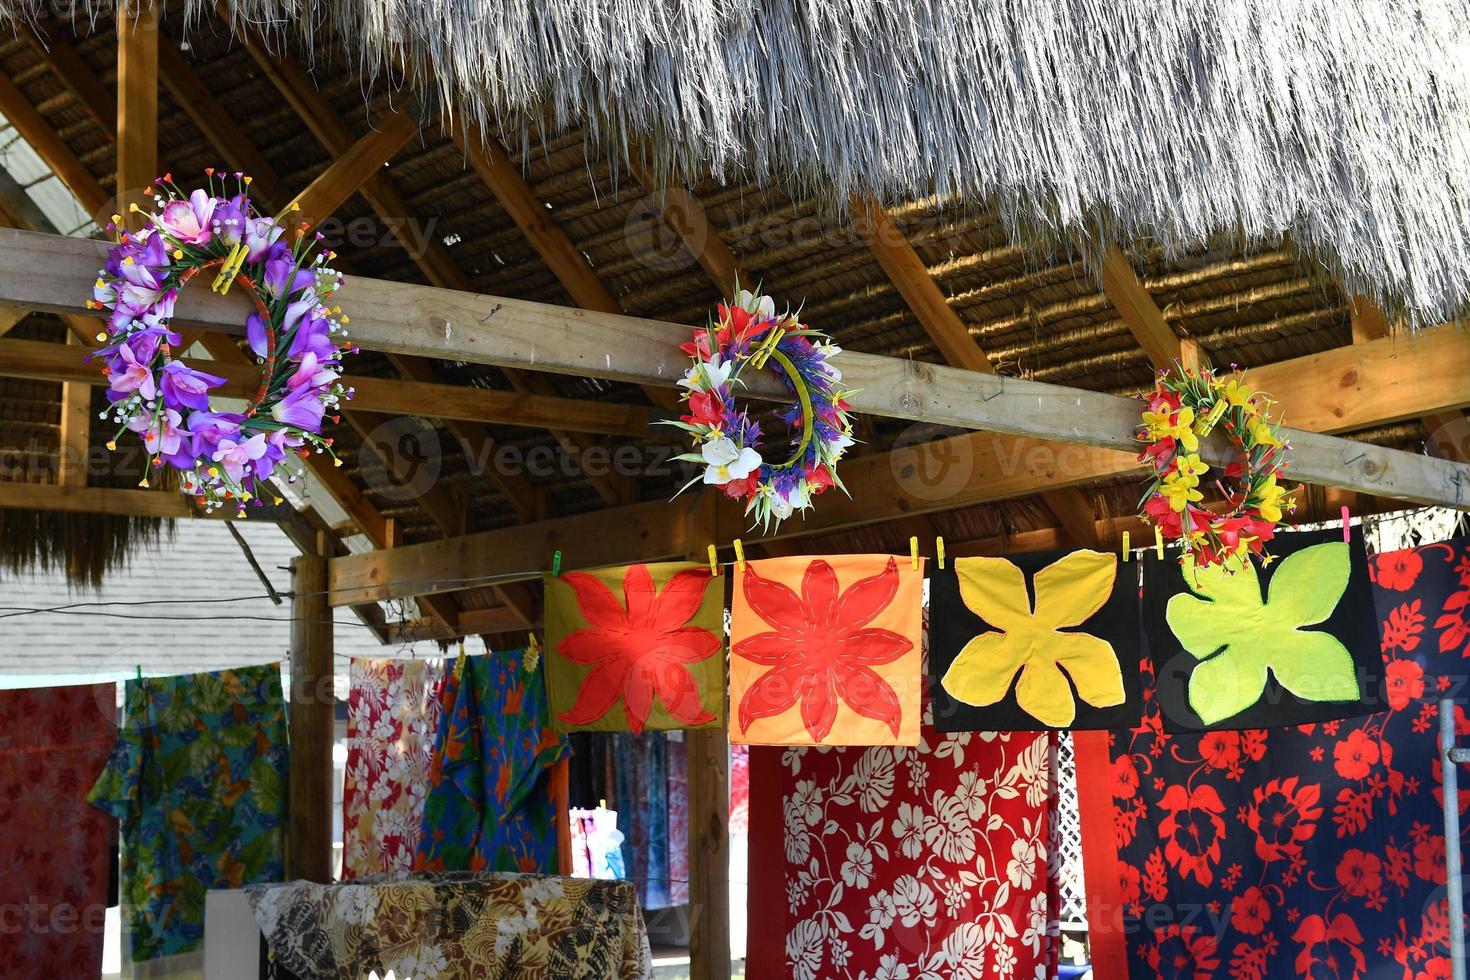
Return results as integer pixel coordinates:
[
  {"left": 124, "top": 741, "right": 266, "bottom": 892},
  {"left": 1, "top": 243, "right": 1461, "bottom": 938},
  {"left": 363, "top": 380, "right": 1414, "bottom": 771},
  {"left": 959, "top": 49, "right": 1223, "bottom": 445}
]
[
  {"left": 453, "top": 639, "right": 467, "bottom": 681},
  {"left": 733, "top": 538, "right": 746, "bottom": 572},
  {"left": 1122, "top": 531, "right": 1132, "bottom": 562},
  {"left": 910, "top": 536, "right": 920, "bottom": 571},
  {"left": 1154, "top": 526, "right": 1165, "bottom": 559},
  {"left": 936, "top": 536, "right": 945, "bottom": 570},
  {"left": 708, "top": 543, "right": 720, "bottom": 576}
]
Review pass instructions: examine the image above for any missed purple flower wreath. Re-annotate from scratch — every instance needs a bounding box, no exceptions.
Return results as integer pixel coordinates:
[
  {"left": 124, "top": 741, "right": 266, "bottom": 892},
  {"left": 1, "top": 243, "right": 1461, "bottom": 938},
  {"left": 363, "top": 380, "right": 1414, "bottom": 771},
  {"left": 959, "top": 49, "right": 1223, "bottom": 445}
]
[
  {"left": 667, "top": 289, "right": 856, "bottom": 530},
  {"left": 89, "top": 171, "right": 354, "bottom": 515}
]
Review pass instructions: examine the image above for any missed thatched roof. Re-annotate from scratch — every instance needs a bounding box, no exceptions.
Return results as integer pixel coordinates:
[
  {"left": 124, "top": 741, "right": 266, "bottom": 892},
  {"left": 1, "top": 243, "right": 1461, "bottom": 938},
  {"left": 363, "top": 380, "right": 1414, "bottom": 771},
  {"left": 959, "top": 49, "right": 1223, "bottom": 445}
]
[
  {"left": 8, "top": 0, "right": 1468, "bottom": 325},
  {"left": 0, "top": 6, "right": 1460, "bottom": 636}
]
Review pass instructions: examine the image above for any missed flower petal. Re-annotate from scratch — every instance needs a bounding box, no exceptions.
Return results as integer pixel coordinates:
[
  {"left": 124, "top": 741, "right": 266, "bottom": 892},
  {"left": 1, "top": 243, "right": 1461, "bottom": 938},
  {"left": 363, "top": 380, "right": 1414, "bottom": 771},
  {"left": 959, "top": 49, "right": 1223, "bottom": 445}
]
[
  {"left": 941, "top": 632, "right": 1028, "bottom": 708},
  {"left": 737, "top": 665, "right": 805, "bottom": 733},
  {"left": 742, "top": 565, "right": 805, "bottom": 631},
  {"left": 840, "top": 628, "right": 913, "bottom": 666},
  {"left": 1052, "top": 632, "right": 1127, "bottom": 710},
  {"left": 799, "top": 669, "right": 840, "bottom": 742},
  {"left": 1014, "top": 661, "right": 1077, "bottom": 727},
  {"left": 652, "top": 660, "right": 717, "bottom": 727},
  {"left": 621, "top": 563, "right": 657, "bottom": 624},
  {"left": 622, "top": 662, "right": 656, "bottom": 733},
  {"left": 556, "top": 630, "right": 620, "bottom": 666},
  {"left": 733, "top": 631, "right": 794, "bottom": 666},
  {"left": 801, "top": 559, "right": 840, "bottom": 626},
  {"left": 648, "top": 568, "right": 715, "bottom": 631},
  {"left": 1031, "top": 549, "right": 1116, "bottom": 630},
  {"left": 832, "top": 556, "right": 900, "bottom": 629},
  {"left": 836, "top": 664, "right": 902, "bottom": 737},
  {"left": 561, "top": 572, "right": 630, "bottom": 631},
  {"left": 558, "top": 661, "right": 631, "bottom": 728},
  {"left": 654, "top": 626, "right": 722, "bottom": 665},
  {"left": 956, "top": 557, "right": 1033, "bottom": 632}
]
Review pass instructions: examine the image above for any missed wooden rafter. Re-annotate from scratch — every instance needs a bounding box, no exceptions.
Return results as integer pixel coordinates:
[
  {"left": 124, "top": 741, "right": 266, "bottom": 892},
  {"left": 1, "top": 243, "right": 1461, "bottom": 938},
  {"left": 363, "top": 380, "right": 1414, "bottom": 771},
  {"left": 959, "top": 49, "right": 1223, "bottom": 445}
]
[
  {"left": 7, "top": 227, "right": 1467, "bottom": 509},
  {"left": 0, "top": 71, "right": 109, "bottom": 214},
  {"left": 214, "top": 27, "right": 622, "bottom": 509},
  {"left": 1350, "top": 294, "right": 1466, "bottom": 461},
  {"left": 115, "top": 7, "right": 157, "bottom": 227},
  {"left": 290, "top": 111, "right": 420, "bottom": 226},
  {"left": 629, "top": 165, "right": 743, "bottom": 293},
  {"left": 1099, "top": 244, "right": 1182, "bottom": 367},
  {"left": 0, "top": 336, "right": 656, "bottom": 436},
  {"left": 852, "top": 196, "right": 1101, "bottom": 546},
  {"left": 451, "top": 120, "right": 683, "bottom": 414}
]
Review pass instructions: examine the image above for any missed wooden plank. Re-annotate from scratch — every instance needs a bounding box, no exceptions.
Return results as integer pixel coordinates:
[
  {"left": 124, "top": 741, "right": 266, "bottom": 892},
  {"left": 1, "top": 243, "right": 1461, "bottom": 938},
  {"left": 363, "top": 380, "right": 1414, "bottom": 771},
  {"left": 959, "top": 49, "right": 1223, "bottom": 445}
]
[
  {"left": 0, "top": 308, "right": 28, "bottom": 338},
  {"left": 852, "top": 196, "right": 1099, "bottom": 543},
  {"left": 288, "top": 553, "right": 334, "bottom": 883},
  {"left": 116, "top": 8, "right": 157, "bottom": 227},
  {"left": 0, "top": 72, "right": 109, "bottom": 214},
  {"left": 1100, "top": 245, "right": 1182, "bottom": 368},
  {"left": 291, "top": 112, "right": 419, "bottom": 227},
  {"left": 0, "top": 481, "right": 193, "bottom": 517},
  {"left": 0, "top": 336, "right": 652, "bottom": 435},
  {"left": 384, "top": 604, "right": 540, "bottom": 643},
  {"left": 851, "top": 195, "right": 994, "bottom": 374},
  {"left": 156, "top": 42, "right": 278, "bottom": 200},
  {"left": 57, "top": 333, "right": 90, "bottom": 487},
  {"left": 1347, "top": 294, "right": 1465, "bottom": 461},
  {"left": 6, "top": 228, "right": 1470, "bottom": 509},
  {"left": 454, "top": 121, "right": 681, "bottom": 412},
  {"left": 327, "top": 497, "right": 693, "bottom": 606}
]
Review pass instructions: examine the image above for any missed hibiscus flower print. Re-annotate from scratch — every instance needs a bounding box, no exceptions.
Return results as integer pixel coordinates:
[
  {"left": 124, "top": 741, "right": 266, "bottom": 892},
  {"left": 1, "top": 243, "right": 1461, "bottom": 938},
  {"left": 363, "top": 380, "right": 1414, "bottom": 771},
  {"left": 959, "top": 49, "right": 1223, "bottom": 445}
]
[
  {"left": 1333, "top": 729, "right": 1382, "bottom": 780},
  {"left": 1246, "top": 776, "right": 1322, "bottom": 862},
  {"left": 1385, "top": 658, "right": 1427, "bottom": 712},
  {"left": 1145, "top": 923, "right": 1220, "bottom": 979},
  {"left": 1335, "top": 848, "right": 1384, "bottom": 898},
  {"left": 1374, "top": 549, "right": 1423, "bottom": 591},
  {"left": 1158, "top": 784, "right": 1227, "bottom": 885},
  {"left": 1293, "top": 913, "right": 1367, "bottom": 977},
  {"left": 1231, "top": 885, "right": 1270, "bottom": 934},
  {"left": 732, "top": 556, "right": 922, "bottom": 744}
]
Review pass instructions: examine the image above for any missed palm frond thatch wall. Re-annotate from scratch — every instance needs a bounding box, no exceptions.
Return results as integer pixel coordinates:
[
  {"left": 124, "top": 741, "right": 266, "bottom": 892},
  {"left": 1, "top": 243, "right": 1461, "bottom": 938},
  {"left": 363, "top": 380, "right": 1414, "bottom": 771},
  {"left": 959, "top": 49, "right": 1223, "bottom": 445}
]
[
  {"left": 0, "top": 509, "right": 174, "bottom": 590},
  {"left": 5, "top": 0, "right": 1464, "bottom": 326}
]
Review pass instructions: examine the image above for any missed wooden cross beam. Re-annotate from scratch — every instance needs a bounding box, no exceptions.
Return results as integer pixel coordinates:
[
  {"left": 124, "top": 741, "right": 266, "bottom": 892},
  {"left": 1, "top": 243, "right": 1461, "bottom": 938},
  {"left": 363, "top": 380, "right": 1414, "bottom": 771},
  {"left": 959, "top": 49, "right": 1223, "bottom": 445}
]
[{"left": 8, "top": 229, "right": 1461, "bottom": 507}]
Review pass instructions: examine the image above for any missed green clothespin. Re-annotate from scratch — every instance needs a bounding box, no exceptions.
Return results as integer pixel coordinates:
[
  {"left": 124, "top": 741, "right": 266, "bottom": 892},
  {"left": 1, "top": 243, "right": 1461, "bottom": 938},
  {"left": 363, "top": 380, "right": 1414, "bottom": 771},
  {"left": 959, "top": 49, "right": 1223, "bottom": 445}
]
[
  {"left": 551, "top": 550, "right": 562, "bottom": 578},
  {"left": 134, "top": 665, "right": 143, "bottom": 682}
]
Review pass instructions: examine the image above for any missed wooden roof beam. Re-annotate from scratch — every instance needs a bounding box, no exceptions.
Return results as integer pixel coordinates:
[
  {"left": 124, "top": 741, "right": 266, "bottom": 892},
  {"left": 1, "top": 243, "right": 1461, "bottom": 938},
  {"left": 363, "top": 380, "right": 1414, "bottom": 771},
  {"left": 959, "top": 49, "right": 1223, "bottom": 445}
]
[
  {"left": 627, "top": 157, "right": 743, "bottom": 293},
  {"left": 115, "top": 7, "right": 157, "bottom": 228},
  {"left": 290, "top": 111, "right": 420, "bottom": 227},
  {"left": 1099, "top": 244, "right": 1183, "bottom": 368},
  {"left": 0, "top": 71, "right": 109, "bottom": 215},
  {"left": 1350, "top": 293, "right": 1466, "bottom": 461},
  {"left": 852, "top": 195, "right": 1100, "bottom": 547},
  {"left": 8, "top": 228, "right": 1470, "bottom": 509}
]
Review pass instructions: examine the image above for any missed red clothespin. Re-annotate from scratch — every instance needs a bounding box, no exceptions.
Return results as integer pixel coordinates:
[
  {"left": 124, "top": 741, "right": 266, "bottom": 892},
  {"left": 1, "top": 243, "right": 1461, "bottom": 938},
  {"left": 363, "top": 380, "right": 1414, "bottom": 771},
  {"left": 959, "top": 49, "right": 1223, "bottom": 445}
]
[{"left": 1342, "top": 505, "right": 1352, "bottom": 543}]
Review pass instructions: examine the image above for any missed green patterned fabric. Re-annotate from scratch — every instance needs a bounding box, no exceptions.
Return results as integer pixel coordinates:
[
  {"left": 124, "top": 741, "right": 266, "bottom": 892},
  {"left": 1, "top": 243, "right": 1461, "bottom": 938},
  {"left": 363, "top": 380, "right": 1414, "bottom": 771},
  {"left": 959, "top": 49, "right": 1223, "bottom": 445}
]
[
  {"left": 89, "top": 664, "right": 287, "bottom": 961},
  {"left": 416, "top": 650, "right": 570, "bottom": 874}
]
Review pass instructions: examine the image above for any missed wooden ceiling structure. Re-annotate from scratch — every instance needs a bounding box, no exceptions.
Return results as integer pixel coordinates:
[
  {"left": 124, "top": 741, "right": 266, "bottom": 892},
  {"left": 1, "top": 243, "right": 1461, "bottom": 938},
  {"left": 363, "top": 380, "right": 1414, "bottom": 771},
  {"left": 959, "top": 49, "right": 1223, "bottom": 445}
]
[{"left": 0, "top": 9, "right": 1468, "bottom": 974}]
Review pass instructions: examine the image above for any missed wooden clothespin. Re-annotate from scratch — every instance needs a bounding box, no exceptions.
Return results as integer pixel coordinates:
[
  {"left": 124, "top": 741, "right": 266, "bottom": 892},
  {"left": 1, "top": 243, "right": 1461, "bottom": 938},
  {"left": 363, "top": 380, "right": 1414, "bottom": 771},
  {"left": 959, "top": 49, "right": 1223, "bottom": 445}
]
[
  {"left": 733, "top": 539, "right": 746, "bottom": 572},
  {"left": 1154, "top": 527, "right": 1165, "bottom": 559},
  {"left": 708, "top": 544, "right": 720, "bottom": 576},
  {"left": 1122, "top": 531, "right": 1132, "bottom": 562},
  {"left": 453, "top": 639, "right": 467, "bottom": 681},
  {"left": 909, "top": 536, "right": 920, "bottom": 571},
  {"left": 551, "top": 550, "right": 562, "bottom": 578},
  {"left": 1341, "top": 505, "right": 1352, "bottom": 543},
  {"left": 936, "top": 536, "right": 945, "bottom": 570}
]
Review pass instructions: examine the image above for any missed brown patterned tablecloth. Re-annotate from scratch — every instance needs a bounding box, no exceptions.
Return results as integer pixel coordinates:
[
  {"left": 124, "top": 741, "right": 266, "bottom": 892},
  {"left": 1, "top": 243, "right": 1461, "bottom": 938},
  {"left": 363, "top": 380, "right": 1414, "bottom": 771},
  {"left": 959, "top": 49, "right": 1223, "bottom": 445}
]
[{"left": 245, "top": 871, "right": 652, "bottom": 979}]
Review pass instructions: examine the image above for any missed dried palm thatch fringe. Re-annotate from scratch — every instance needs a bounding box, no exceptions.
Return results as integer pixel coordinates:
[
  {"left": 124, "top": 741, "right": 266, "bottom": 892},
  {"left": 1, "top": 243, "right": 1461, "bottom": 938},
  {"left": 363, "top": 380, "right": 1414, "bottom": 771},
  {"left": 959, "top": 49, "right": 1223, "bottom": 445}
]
[
  {"left": 6, "top": 0, "right": 1464, "bottom": 326},
  {"left": 0, "top": 509, "right": 174, "bottom": 589}
]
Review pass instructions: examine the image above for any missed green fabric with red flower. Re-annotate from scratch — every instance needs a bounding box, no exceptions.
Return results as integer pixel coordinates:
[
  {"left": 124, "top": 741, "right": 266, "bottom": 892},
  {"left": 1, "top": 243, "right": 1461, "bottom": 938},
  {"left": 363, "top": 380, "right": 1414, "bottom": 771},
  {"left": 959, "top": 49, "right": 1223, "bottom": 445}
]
[{"left": 1103, "top": 534, "right": 1470, "bottom": 979}]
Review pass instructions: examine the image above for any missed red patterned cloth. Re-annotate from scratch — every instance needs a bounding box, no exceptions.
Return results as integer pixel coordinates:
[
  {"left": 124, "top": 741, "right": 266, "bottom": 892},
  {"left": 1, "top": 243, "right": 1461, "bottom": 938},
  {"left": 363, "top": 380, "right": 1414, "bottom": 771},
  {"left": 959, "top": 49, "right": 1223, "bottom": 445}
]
[
  {"left": 0, "top": 683, "right": 116, "bottom": 977},
  {"left": 1087, "top": 535, "right": 1470, "bottom": 979},
  {"left": 749, "top": 718, "right": 1056, "bottom": 979},
  {"left": 342, "top": 658, "right": 444, "bottom": 877}
]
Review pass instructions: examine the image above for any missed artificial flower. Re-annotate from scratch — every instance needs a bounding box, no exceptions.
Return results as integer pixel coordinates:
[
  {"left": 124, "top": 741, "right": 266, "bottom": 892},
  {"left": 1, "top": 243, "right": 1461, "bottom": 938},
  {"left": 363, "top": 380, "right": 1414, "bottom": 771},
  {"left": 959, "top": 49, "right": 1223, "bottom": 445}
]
[
  {"left": 1175, "top": 454, "right": 1209, "bottom": 482},
  {"left": 1254, "top": 474, "right": 1288, "bottom": 522},
  {"left": 158, "top": 188, "right": 217, "bottom": 244},
  {"left": 127, "top": 407, "right": 190, "bottom": 467},
  {"left": 107, "top": 341, "right": 156, "bottom": 401},
  {"left": 734, "top": 289, "right": 777, "bottom": 319},
  {"left": 160, "top": 361, "right": 227, "bottom": 412},
  {"left": 702, "top": 437, "right": 762, "bottom": 486},
  {"left": 1217, "top": 377, "right": 1257, "bottom": 411},
  {"left": 211, "top": 433, "right": 269, "bottom": 482},
  {"left": 271, "top": 386, "right": 327, "bottom": 432},
  {"left": 1247, "top": 414, "right": 1283, "bottom": 449},
  {"left": 1161, "top": 473, "right": 1204, "bottom": 512},
  {"left": 245, "top": 312, "right": 270, "bottom": 359}
]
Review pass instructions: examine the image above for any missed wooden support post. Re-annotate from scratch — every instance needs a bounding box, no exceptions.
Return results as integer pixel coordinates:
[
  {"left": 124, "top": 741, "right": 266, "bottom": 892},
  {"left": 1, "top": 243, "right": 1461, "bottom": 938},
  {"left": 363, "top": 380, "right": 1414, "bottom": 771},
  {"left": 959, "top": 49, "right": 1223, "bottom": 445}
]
[
  {"left": 685, "top": 494, "right": 730, "bottom": 980},
  {"left": 58, "top": 332, "right": 90, "bottom": 487},
  {"left": 116, "top": 7, "right": 158, "bottom": 228},
  {"left": 288, "top": 554, "right": 335, "bottom": 882}
]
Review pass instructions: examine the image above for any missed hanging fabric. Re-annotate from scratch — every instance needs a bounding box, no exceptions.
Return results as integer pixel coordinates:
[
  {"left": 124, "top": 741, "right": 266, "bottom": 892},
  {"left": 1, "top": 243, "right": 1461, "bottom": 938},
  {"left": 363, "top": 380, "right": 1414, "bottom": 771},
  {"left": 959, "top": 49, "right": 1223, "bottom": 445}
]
[
  {"left": 544, "top": 561, "right": 725, "bottom": 733},
  {"left": 415, "top": 649, "right": 569, "bottom": 874},
  {"left": 1085, "top": 535, "right": 1470, "bottom": 977},
  {"left": 0, "top": 683, "right": 116, "bottom": 978},
  {"left": 729, "top": 554, "right": 925, "bottom": 745},
  {"left": 89, "top": 664, "right": 287, "bottom": 963},
  {"left": 1143, "top": 527, "right": 1386, "bottom": 730},
  {"left": 930, "top": 548, "right": 1142, "bottom": 731},
  {"left": 341, "top": 657, "right": 445, "bottom": 878}
]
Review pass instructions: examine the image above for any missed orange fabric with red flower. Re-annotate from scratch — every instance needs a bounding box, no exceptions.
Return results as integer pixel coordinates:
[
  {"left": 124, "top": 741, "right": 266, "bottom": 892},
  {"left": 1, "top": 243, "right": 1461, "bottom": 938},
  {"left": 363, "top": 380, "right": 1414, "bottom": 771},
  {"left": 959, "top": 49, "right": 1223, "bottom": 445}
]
[{"left": 729, "top": 555, "right": 924, "bottom": 745}]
